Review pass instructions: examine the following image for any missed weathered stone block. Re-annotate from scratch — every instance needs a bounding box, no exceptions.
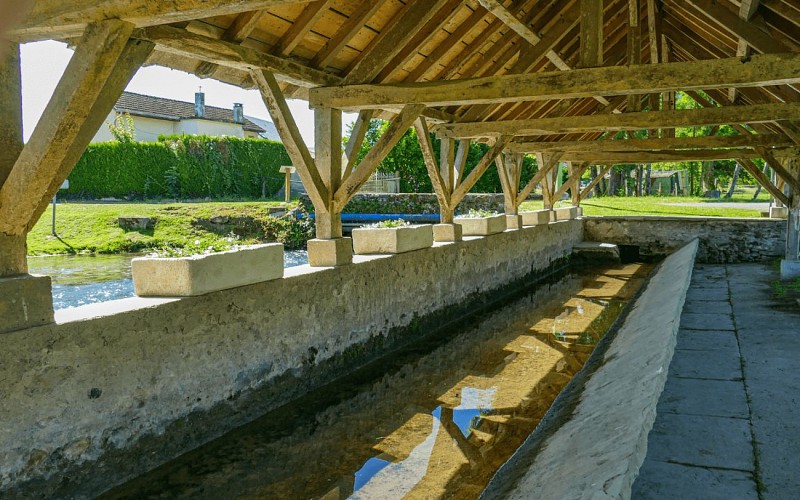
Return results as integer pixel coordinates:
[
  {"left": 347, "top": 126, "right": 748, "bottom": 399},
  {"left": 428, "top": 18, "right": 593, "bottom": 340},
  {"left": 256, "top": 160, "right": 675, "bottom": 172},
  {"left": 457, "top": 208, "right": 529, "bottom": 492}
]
[
  {"left": 307, "top": 237, "right": 353, "bottom": 267},
  {"left": 352, "top": 225, "right": 433, "bottom": 254},
  {"left": 456, "top": 214, "right": 506, "bottom": 236},
  {"left": 132, "top": 243, "right": 284, "bottom": 297},
  {"left": 118, "top": 217, "right": 154, "bottom": 230},
  {"left": 432, "top": 223, "right": 462, "bottom": 242},
  {"left": 770, "top": 207, "right": 789, "bottom": 219},
  {"left": 0, "top": 274, "right": 54, "bottom": 334},
  {"left": 780, "top": 260, "right": 800, "bottom": 280},
  {"left": 554, "top": 206, "right": 579, "bottom": 221},
  {"left": 505, "top": 214, "right": 523, "bottom": 229},
  {"left": 520, "top": 209, "right": 552, "bottom": 226},
  {"left": 572, "top": 241, "right": 620, "bottom": 264}
]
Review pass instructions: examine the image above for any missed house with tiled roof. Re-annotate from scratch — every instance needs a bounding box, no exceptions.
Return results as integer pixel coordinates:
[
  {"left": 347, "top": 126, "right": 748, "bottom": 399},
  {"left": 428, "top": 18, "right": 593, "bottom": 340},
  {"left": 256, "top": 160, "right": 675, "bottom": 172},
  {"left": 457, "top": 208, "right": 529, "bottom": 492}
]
[{"left": 91, "top": 91, "right": 268, "bottom": 143}]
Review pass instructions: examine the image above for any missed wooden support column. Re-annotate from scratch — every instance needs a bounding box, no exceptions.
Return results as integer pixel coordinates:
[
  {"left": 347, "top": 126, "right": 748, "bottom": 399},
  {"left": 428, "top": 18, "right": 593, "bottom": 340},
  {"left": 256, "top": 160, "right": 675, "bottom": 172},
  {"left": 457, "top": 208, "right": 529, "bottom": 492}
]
[
  {"left": 0, "top": 21, "right": 152, "bottom": 239},
  {"left": 496, "top": 152, "right": 524, "bottom": 229},
  {"left": 0, "top": 42, "right": 26, "bottom": 276},
  {"left": 782, "top": 158, "right": 800, "bottom": 262},
  {"left": 315, "top": 107, "right": 343, "bottom": 240},
  {"left": 415, "top": 118, "right": 461, "bottom": 241},
  {"left": 627, "top": 0, "right": 642, "bottom": 112},
  {"left": 581, "top": 165, "right": 613, "bottom": 199}
]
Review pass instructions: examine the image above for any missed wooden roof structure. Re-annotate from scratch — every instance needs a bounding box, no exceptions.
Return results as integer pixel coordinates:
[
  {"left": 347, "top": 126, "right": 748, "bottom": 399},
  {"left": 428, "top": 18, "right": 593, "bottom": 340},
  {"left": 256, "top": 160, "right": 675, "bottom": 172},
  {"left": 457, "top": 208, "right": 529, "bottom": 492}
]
[{"left": 1, "top": 0, "right": 800, "bottom": 269}]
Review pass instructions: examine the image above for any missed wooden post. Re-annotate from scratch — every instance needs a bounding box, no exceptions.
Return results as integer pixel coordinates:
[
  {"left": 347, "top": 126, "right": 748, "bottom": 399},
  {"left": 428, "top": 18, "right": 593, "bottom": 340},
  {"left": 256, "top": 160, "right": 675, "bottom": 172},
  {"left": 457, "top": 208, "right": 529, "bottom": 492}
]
[
  {"left": 580, "top": 0, "right": 603, "bottom": 68},
  {"left": 279, "top": 165, "right": 295, "bottom": 204},
  {"left": 0, "top": 42, "right": 26, "bottom": 276},
  {"left": 785, "top": 158, "right": 800, "bottom": 261},
  {"left": 314, "top": 106, "right": 343, "bottom": 240}
]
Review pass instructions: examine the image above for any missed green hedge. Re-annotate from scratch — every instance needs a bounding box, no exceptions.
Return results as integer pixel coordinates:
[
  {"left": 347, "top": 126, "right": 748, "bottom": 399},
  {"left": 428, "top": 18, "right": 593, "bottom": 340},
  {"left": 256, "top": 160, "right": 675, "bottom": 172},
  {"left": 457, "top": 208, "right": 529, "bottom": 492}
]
[{"left": 65, "top": 136, "right": 291, "bottom": 200}]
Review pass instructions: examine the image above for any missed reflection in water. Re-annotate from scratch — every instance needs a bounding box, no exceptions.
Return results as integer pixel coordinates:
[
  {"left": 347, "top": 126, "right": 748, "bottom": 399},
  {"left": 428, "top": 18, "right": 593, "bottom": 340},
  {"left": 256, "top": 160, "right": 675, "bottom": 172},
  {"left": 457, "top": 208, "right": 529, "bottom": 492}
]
[
  {"left": 104, "top": 263, "right": 652, "bottom": 500},
  {"left": 27, "top": 250, "right": 309, "bottom": 310}
]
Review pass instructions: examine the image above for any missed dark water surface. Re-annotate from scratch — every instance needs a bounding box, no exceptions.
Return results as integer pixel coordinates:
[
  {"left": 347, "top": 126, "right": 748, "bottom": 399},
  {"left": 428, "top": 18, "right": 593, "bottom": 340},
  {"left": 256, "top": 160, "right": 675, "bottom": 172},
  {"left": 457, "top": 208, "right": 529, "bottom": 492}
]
[
  {"left": 27, "top": 251, "right": 309, "bottom": 310},
  {"left": 103, "top": 263, "right": 652, "bottom": 499}
]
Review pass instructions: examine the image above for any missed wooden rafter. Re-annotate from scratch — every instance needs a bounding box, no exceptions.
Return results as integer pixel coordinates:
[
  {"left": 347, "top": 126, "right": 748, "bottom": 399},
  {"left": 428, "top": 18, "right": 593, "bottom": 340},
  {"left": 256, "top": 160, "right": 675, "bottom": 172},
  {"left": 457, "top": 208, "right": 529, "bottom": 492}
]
[
  {"left": 311, "top": 0, "right": 383, "bottom": 70},
  {"left": 275, "top": 0, "right": 332, "bottom": 57},
  {"left": 196, "top": 10, "right": 266, "bottom": 78},
  {"left": 0, "top": 21, "right": 152, "bottom": 235},
  {"left": 309, "top": 52, "right": 800, "bottom": 110},
  {"left": 10, "top": 0, "right": 318, "bottom": 42}
]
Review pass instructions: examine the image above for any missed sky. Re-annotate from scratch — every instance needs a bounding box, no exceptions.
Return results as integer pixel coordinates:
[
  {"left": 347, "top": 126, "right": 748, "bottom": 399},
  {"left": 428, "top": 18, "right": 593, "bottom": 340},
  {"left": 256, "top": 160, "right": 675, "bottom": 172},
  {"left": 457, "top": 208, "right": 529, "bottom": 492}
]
[{"left": 19, "top": 40, "right": 356, "bottom": 145}]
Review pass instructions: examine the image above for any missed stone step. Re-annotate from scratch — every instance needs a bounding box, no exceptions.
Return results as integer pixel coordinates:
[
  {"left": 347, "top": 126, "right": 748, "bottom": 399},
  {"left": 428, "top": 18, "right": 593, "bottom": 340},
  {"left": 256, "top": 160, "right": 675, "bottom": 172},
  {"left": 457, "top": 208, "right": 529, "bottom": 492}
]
[{"left": 571, "top": 241, "right": 621, "bottom": 264}]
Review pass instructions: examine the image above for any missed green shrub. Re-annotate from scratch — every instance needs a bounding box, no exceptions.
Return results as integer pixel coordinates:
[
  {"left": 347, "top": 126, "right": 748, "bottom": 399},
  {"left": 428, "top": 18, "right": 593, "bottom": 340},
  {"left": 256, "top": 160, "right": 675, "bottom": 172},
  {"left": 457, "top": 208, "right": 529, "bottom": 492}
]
[{"left": 66, "top": 136, "right": 291, "bottom": 200}]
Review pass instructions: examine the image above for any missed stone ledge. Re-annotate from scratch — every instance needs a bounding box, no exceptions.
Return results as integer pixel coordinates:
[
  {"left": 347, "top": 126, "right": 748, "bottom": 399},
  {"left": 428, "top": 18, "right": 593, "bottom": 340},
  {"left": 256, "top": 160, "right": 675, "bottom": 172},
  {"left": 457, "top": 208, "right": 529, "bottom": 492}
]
[
  {"left": 483, "top": 239, "right": 699, "bottom": 499},
  {"left": 0, "top": 274, "right": 55, "bottom": 334}
]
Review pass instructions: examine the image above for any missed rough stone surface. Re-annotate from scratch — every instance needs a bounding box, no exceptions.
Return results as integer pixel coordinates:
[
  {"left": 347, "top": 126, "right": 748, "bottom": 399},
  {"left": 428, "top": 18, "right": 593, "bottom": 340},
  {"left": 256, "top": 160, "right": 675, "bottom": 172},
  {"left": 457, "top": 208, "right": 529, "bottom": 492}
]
[
  {"left": 351, "top": 224, "right": 433, "bottom": 254},
  {"left": 554, "top": 206, "right": 579, "bottom": 221},
  {"left": 456, "top": 214, "right": 506, "bottom": 235},
  {"left": 780, "top": 259, "right": 800, "bottom": 280},
  {"left": 299, "top": 192, "right": 527, "bottom": 216},
  {"left": 0, "top": 220, "right": 583, "bottom": 496},
  {"left": 132, "top": 243, "right": 284, "bottom": 297},
  {"left": 520, "top": 209, "right": 552, "bottom": 226},
  {"left": 0, "top": 274, "right": 54, "bottom": 334},
  {"left": 770, "top": 206, "right": 788, "bottom": 219},
  {"left": 572, "top": 241, "right": 620, "bottom": 264},
  {"left": 505, "top": 214, "right": 523, "bottom": 229},
  {"left": 432, "top": 223, "right": 462, "bottom": 242},
  {"left": 584, "top": 216, "right": 785, "bottom": 263},
  {"left": 483, "top": 240, "right": 698, "bottom": 499},
  {"left": 118, "top": 217, "right": 154, "bottom": 230},
  {"left": 307, "top": 237, "right": 353, "bottom": 267}
]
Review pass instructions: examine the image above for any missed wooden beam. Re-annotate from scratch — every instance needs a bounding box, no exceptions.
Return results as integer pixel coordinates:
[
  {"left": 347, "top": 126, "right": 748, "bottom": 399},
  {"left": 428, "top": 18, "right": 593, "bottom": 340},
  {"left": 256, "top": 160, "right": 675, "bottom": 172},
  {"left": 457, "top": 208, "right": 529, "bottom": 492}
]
[
  {"left": 560, "top": 149, "right": 765, "bottom": 163},
  {"left": 511, "top": 4, "right": 581, "bottom": 73},
  {"left": 553, "top": 162, "right": 589, "bottom": 201},
  {"left": 309, "top": 52, "right": 800, "bottom": 109},
  {"left": 135, "top": 25, "right": 341, "bottom": 88},
  {"left": 343, "top": 110, "right": 374, "bottom": 179},
  {"left": 0, "top": 43, "right": 22, "bottom": 189},
  {"left": 581, "top": 164, "right": 613, "bottom": 198},
  {"left": 680, "top": 0, "right": 794, "bottom": 54},
  {"left": 508, "top": 133, "right": 794, "bottom": 153},
  {"left": 251, "top": 69, "right": 328, "bottom": 210},
  {"left": 415, "top": 118, "right": 451, "bottom": 216},
  {"left": 275, "top": 0, "right": 331, "bottom": 57},
  {"left": 195, "top": 10, "right": 267, "bottom": 78},
  {"left": 627, "top": 0, "right": 642, "bottom": 111},
  {"left": 646, "top": 0, "right": 660, "bottom": 64},
  {"left": 580, "top": 0, "right": 604, "bottom": 67},
  {"left": 315, "top": 106, "right": 342, "bottom": 238},
  {"left": 516, "top": 153, "right": 562, "bottom": 206},
  {"left": 0, "top": 21, "right": 152, "bottom": 235},
  {"left": 739, "top": 157, "right": 790, "bottom": 205},
  {"left": 10, "top": 0, "right": 317, "bottom": 42},
  {"left": 334, "top": 104, "right": 424, "bottom": 211},
  {"left": 344, "top": 0, "right": 449, "bottom": 84},
  {"left": 450, "top": 136, "right": 513, "bottom": 205},
  {"left": 435, "top": 102, "right": 800, "bottom": 138},
  {"left": 756, "top": 147, "right": 800, "bottom": 193}
]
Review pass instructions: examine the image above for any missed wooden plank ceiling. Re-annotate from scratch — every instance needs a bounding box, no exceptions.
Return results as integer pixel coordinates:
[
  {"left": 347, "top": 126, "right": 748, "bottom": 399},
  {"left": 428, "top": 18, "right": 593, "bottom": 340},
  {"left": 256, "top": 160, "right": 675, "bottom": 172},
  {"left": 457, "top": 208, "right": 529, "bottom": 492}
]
[{"left": 12, "top": 0, "right": 800, "bottom": 147}]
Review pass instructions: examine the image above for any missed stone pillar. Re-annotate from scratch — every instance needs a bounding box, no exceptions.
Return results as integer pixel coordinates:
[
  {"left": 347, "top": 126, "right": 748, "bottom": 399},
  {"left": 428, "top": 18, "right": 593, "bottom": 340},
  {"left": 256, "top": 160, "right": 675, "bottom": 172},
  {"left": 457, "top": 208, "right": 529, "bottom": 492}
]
[
  {"left": 0, "top": 42, "right": 55, "bottom": 332},
  {"left": 307, "top": 107, "right": 352, "bottom": 267}
]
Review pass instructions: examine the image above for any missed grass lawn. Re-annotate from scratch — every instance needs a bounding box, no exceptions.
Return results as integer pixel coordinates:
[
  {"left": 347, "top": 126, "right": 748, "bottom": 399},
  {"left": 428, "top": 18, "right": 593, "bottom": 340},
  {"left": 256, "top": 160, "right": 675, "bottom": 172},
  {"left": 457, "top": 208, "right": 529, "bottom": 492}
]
[
  {"left": 520, "top": 186, "right": 773, "bottom": 218},
  {"left": 28, "top": 201, "right": 300, "bottom": 256}
]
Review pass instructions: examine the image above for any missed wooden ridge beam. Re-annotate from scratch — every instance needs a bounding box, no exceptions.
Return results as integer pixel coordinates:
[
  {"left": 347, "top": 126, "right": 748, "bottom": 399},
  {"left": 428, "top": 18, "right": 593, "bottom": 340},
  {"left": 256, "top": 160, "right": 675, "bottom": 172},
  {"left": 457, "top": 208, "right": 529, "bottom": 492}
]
[
  {"left": 0, "top": 21, "right": 150, "bottom": 235},
  {"left": 136, "top": 25, "right": 341, "bottom": 88},
  {"left": 309, "top": 52, "right": 800, "bottom": 110},
  {"left": 10, "top": 0, "right": 317, "bottom": 42},
  {"left": 334, "top": 104, "right": 425, "bottom": 210},
  {"left": 508, "top": 133, "right": 794, "bottom": 153},
  {"left": 251, "top": 69, "right": 328, "bottom": 210},
  {"left": 434, "top": 102, "right": 800, "bottom": 138}
]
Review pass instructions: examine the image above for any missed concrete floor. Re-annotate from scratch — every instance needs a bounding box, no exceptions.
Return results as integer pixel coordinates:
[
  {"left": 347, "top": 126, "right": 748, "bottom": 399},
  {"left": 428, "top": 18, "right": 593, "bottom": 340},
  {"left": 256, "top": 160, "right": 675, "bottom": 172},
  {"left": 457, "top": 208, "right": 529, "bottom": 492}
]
[{"left": 633, "top": 262, "right": 800, "bottom": 500}]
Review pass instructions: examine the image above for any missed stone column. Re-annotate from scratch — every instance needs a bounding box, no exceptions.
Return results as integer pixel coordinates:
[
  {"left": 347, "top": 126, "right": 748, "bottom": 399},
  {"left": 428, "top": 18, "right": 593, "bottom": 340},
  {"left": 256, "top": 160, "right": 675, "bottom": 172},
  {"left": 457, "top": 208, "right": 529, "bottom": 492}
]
[
  {"left": 0, "top": 42, "right": 54, "bottom": 333},
  {"left": 307, "top": 107, "right": 352, "bottom": 266}
]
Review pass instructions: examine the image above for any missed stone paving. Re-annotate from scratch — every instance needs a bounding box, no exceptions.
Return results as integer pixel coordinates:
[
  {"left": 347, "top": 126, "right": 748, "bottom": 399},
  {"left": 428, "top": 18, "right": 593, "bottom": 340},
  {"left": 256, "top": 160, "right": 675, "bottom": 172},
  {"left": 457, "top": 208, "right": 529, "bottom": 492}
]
[{"left": 633, "top": 263, "right": 800, "bottom": 500}]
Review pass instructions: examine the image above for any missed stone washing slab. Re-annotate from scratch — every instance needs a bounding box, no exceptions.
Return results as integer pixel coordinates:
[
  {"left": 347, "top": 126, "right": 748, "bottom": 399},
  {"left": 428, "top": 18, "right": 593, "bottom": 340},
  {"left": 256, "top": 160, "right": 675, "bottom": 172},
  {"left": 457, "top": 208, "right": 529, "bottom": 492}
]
[
  {"left": 675, "top": 329, "right": 739, "bottom": 352},
  {"left": 519, "top": 209, "right": 552, "bottom": 226},
  {"left": 351, "top": 224, "right": 433, "bottom": 254},
  {"left": 680, "top": 312, "right": 735, "bottom": 331},
  {"left": 681, "top": 300, "right": 732, "bottom": 315},
  {"left": 481, "top": 239, "right": 699, "bottom": 499},
  {"left": 668, "top": 347, "right": 744, "bottom": 381},
  {"left": 656, "top": 377, "right": 749, "bottom": 419}
]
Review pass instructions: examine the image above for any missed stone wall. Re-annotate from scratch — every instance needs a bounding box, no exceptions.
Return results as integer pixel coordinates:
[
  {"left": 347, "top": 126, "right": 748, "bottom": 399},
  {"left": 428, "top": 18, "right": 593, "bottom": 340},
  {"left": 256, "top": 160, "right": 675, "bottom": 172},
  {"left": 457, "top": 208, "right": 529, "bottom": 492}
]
[
  {"left": 584, "top": 216, "right": 785, "bottom": 263},
  {"left": 300, "top": 192, "right": 541, "bottom": 215},
  {"left": 0, "top": 220, "right": 582, "bottom": 497}
]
